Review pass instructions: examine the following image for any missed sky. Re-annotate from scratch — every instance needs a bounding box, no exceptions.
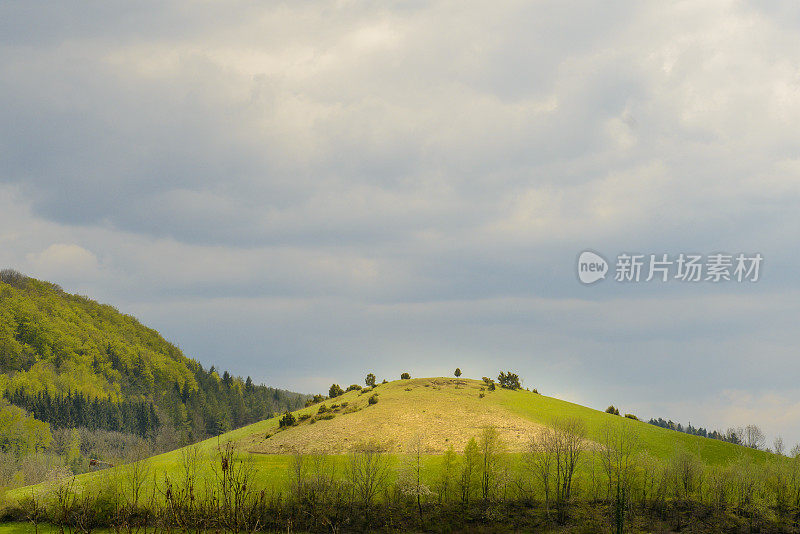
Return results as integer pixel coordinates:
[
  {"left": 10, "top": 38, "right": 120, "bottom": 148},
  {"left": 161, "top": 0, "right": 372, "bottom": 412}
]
[{"left": 2, "top": 0, "right": 800, "bottom": 445}]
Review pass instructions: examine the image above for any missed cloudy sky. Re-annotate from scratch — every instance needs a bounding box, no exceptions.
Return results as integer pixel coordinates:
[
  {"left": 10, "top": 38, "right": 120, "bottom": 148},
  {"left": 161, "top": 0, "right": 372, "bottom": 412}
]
[{"left": 2, "top": 0, "right": 800, "bottom": 443}]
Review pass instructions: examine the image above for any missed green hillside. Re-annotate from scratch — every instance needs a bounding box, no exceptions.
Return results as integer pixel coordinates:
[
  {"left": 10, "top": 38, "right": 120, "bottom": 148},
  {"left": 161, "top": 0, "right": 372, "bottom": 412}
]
[
  {"left": 24, "top": 377, "right": 768, "bottom": 496},
  {"left": 5, "top": 377, "right": 788, "bottom": 533},
  {"left": 0, "top": 270, "right": 307, "bottom": 466}
]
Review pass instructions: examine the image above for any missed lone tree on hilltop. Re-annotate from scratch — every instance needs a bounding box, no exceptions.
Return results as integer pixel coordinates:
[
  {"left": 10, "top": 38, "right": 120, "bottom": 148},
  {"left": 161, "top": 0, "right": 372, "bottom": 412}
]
[
  {"left": 497, "top": 371, "right": 521, "bottom": 390},
  {"left": 454, "top": 368, "right": 462, "bottom": 377},
  {"left": 329, "top": 384, "right": 344, "bottom": 398},
  {"left": 401, "top": 372, "right": 411, "bottom": 380},
  {"left": 605, "top": 405, "right": 620, "bottom": 416},
  {"left": 365, "top": 373, "right": 376, "bottom": 387}
]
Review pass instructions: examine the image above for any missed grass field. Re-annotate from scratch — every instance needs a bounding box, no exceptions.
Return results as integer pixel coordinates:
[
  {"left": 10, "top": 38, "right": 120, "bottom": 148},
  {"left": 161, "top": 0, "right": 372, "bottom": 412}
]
[{"left": 6, "top": 377, "right": 769, "bottom": 505}]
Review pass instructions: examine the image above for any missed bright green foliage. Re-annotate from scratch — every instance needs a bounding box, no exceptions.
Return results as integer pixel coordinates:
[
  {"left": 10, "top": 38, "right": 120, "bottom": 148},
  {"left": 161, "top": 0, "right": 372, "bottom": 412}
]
[{"left": 0, "top": 402, "right": 51, "bottom": 456}]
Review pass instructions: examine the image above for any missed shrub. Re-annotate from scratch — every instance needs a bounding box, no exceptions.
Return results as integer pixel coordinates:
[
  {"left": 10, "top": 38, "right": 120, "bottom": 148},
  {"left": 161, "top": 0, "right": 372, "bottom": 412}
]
[
  {"left": 368, "top": 394, "right": 379, "bottom": 405},
  {"left": 346, "top": 384, "right": 362, "bottom": 392},
  {"left": 382, "top": 379, "right": 388, "bottom": 384},
  {"left": 532, "top": 388, "right": 539, "bottom": 394},
  {"left": 479, "top": 392, "right": 485, "bottom": 398},
  {"left": 298, "top": 413, "right": 310, "bottom": 422},
  {"left": 365, "top": 373, "right": 377, "bottom": 387},
  {"left": 318, "top": 404, "right": 328, "bottom": 414},
  {"left": 341, "top": 401, "right": 349, "bottom": 407},
  {"left": 625, "top": 413, "right": 639, "bottom": 420},
  {"left": 360, "top": 387, "right": 372, "bottom": 395},
  {"left": 305, "top": 394, "right": 326, "bottom": 407},
  {"left": 279, "top": 412, "right": 297, "bottom": 428},
  {"left": 497, "top": 371, "right": 521, "bottom": 390},
  {"left": 401, "top": 372, "right": 411, "bottom": 380},
  {"left": 329, "top": 384, "right": 344, "bottom": 398},
  {"left": 454, "top": 368, "right": 462, "bottom": 377},
  {"left": 316, "top": 413, "right": 335, "bottom": 421},
  {"left": 605, "top": 405, "right": 620, "bottom": 416}
]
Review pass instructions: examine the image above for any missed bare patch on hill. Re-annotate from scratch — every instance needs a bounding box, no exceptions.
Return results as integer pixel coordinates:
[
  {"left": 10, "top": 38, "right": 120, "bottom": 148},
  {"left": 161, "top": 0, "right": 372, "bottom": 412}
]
[{"left": 242, "top": 378, "right": 550, "bottom": 454}]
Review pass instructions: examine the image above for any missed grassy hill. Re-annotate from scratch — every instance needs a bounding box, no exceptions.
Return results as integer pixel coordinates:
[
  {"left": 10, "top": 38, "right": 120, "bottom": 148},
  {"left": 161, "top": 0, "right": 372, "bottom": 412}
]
[
  {"left": 14, "top": 376, "right": 768, "bottom": 497},
  {"left": 4, "top": 377, "right": 784, "bottom": 533}
]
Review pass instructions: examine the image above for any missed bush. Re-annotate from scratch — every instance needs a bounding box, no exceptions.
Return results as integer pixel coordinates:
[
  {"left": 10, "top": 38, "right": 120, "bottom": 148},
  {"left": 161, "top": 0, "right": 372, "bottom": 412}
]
[
  {"left": 605, "top": 405, "right": 620, "bottom": 416},
  {"left": 454, "top": 368, "right": 462, "bottom": 377},
  {"left": 347, "top": 384, "right": 362, "bottom": 392},
  {"left": 315, "top": 413, "right": 335, "bottom": 421},
  {"left": 381, "top": 379, "right": 387, "bottom": 384},
  {"left": 279, "top": 412, "right": 297, "bottom": 428},
  {"left": 305, "top": 394, "right": 326, "bottom": 407},
  {"left": 497, "top": 371, "right": 521, "bottom": 390},
  {"left": 479, "top": 392, "right": 485, "bottom": 398},
  {"left": 318, "top": 404, "right": 328, "bottom": 414},
  {"left": 624, "top": 413, "right": 639, "bottom": 420},
  {"left": 298, "top": 413, "right": 310, "bottom": 422},
  {"left": 329, "top": 384, "right": 344, "bottom": 398},
  {"left": 400, "top": 372, "right": 411, "bottom": 380},
  {"left": 368, "top": 394, "right": 379, "bottom": 405},
  {"left": 365, "top": 373, "right": 376, "bottom": 387}
]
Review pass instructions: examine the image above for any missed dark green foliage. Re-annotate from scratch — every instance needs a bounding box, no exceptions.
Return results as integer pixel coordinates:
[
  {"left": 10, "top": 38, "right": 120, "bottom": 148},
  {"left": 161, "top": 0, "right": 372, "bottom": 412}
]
[
  {"left": 497, "top": 371, "right": 521, "bottom": 390},
  {"left": 625, "top": 413, "right": 639, "bottom": 420},
  {"left": 4, "top": 389, "right": 158, "bottom": 437},
  {"left": 368, "top": 394, "right": 379, "bottom": 405},
  {"left": 365, "top": 373, "right": 376, "bottom": 387},
  {"left": 346, "top": 384, "right": 362, "bottom": 392},
  {"left": 454, "top": 368, "right": 461, "bottom": 377},
  {"left": 400, "top": 372, "right": 411, "bottom": 380},
  {"left": 329, "top": 384, "right": 344, "bottom": 398},
  {"left": 606, "top": 405, "right": 620, "bottom": 415},
  {"left": 279, "top": 411, "right": 296, "bottom": 428},
  {"left": 317, "top": 404, "right": 329, "bottom": 414},
  {"left": 648, "top": 417, "right": 741, "bottom": 444}
]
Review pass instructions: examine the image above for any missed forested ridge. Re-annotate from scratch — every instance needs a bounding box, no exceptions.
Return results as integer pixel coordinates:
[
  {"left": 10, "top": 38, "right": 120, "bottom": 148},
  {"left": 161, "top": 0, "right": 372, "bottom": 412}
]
[{"left": 0, "top": 269, "right": 308, "bottom": 470}]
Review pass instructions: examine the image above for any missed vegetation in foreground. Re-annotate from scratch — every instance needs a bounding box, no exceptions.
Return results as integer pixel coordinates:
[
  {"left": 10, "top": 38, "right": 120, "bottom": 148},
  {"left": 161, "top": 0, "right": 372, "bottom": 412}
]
[
  {"left": 1, "top": 419, "right": 800, "bottom": 533},
  {"left": 1, "top": 376, "right": 797, "bottom": 533}
]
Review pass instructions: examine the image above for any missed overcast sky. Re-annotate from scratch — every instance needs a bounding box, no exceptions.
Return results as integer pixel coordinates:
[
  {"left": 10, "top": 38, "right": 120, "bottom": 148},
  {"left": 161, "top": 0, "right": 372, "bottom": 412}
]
[{"left": 2, "top": 0, "right": 800, "bottom": 444}]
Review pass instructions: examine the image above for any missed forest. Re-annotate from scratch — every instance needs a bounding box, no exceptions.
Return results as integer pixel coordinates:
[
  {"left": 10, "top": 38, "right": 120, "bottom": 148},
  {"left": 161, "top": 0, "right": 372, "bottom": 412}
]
[{"left": 0, "top": 270, "right": 308, "bottom": 487}]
